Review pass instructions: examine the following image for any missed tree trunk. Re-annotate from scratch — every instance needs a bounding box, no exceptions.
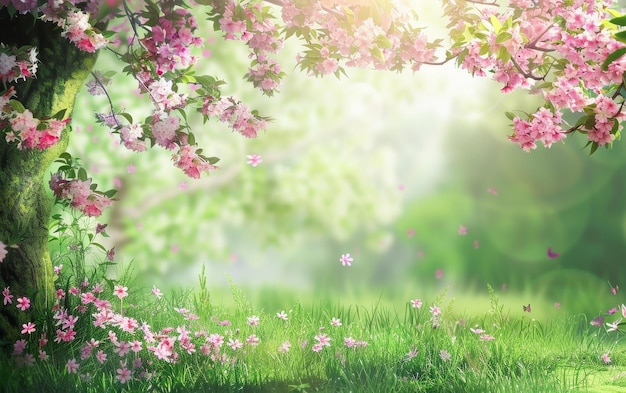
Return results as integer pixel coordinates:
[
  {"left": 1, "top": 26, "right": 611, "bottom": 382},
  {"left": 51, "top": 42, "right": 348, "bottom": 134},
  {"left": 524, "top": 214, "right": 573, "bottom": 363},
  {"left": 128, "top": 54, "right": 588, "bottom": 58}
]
[{"left": 0, "top": 10, "right": 98, "bottom": 348}]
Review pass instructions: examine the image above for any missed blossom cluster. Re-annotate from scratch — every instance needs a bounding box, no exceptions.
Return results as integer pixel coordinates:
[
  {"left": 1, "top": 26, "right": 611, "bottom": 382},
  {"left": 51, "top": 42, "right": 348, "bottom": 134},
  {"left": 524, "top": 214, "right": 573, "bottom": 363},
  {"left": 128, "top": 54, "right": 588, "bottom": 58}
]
[
  {"left": 1, "top": 87, "right": 70, "bottom": 150},
  {"left": 49, "top": 173, "right": 113, "bottom": 217},
  {"left": 0, "top": 43, "right": 38, "bottom": 83},
  {"left": 280, "top": 0, "right": 438, "bottom": 75},
  {"left": 445, "top": 0, "right": 626, "bottom": 152},
  {"left": 40, "top": 2, "right": 109, "bottom": 53},
  {"left": 201, "top": 96, "right": 268, "bottom": 139},
  {"left": 215, "top": 0, "right": 285, "bottom": 95}
]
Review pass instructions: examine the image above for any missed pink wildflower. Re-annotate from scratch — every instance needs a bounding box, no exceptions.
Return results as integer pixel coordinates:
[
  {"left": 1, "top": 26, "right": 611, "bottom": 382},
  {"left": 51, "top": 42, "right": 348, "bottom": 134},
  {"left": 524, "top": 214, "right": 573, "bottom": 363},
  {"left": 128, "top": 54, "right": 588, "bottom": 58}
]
[
  {"left": 340, "top": 253, "right": 353, "bottom": 266},
  {"left": 278, "top": 341, "right": 291, "bottom": 353},
  {"left": 66, "top": 358, "right": 80, "bottom": 374},
  {"left": 16, "top": 297, "right": 30, "bottom": 311},
  {"left": 602, "top": 353, "right": 611, "bottom": 364},
  {"left": 330, "top": 317, "right": 342, "bottom": 327},
  {"left": 21, "top": 322, "right": 36, "bottom": 335},
  {"left": 276, "top": 310, "right": 288, "bottom": 321},
  {"left": 246, "top": 154, "right": 263, "bottom": 167},
  {"left": 113, "top": 285, "right": 128, "bottom": 299},
  {"left": 247, "top": 315, "right": 260, "bottom": 326},
  {"left": 3, "top": 287, "right": 13, "bottom": 305},
  {"left": 410, "top": 299, "right": 422, "bottom": 308}
]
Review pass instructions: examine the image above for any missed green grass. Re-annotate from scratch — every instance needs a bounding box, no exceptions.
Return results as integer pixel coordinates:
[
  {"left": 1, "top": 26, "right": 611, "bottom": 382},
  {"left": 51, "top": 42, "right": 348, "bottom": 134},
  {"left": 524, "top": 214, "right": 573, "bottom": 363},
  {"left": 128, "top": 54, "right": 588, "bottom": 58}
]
[
  {"left": 3, "top": 210, "right": 626, "bottom": 392},
  {"left": 2, "top": 272, "right": 626, "bottom": 393}
]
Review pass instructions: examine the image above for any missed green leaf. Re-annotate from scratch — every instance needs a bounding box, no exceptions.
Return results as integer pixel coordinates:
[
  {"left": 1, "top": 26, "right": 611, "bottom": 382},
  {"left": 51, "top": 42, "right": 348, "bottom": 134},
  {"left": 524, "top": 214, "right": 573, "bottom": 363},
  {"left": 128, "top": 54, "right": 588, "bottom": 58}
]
[
  {"left": 490, "top": 15, "right": 502, "bottom": 34},
  {"left": 609, "top": 15, "right": 626, "bottom": 26},
  {"left": 77, "top": 168, "right": 88, "bottom": 181},
  {"left": 614, "top": 31, "right": 626, "bottom": 44}
]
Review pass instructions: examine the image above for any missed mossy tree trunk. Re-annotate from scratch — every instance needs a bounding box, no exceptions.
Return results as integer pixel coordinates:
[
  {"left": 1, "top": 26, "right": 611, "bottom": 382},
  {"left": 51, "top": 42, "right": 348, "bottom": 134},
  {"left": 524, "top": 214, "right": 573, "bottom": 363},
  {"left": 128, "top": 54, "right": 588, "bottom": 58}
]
[{"left": 0, "top": 9, "right": 98, "bottom": 348}]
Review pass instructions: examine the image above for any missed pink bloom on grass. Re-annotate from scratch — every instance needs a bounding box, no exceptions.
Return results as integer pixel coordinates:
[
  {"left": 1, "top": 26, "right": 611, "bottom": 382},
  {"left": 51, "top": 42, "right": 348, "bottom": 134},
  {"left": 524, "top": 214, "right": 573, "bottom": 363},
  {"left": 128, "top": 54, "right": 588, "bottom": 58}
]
[
  {"left": 590, "top": 316, "right": 605, "bottom": 327},
  {"left": 113, "top": 285, "right": 128, "bottom": 300},
  {"left": 246, "top": 334, "right": 260, "bottom": 346},
  {"left": 247, "top": 315, "right": 260, "bottom": 326},
  {"left": 314, "top": 333, "right": 331, "bottom": 347},
  {"left": 602, "top": 353, "right": 611, "bottom": 364},
  {"left": 340, "top": 253, "right": 353, "bottom": 266},
  {"left": 16, "top": 297, "right": 30, "bottom": 311},
  {"left": 470, "top": 327, "right": 485, "bottom": 335},
  {"left": 66, "top": 358, "right": 79, "bottom": 374},
  {"left": 607, "top": 307, "right": 618, "bottom": 315},
  {"left": 228, "top": 339, "right": 243, "bottom": 350},
  {"left": 14, "top": 339, "right": 27, "bottom": 355},
  {"left": 278, "top": 341, "right": 291, "bottom": 353},
  {"left": 3, "top": 287, "right": 13, "bottom": 305},
  {"left": 21, "top": 322, "right": 36, "bottom": 335},
  {"left": 439, "top": 349, "right": 451, "bottom": 362},
  {"left": 606, "top": 319, "right": 621, "bottom": 332},
  {"left": 330, "top": 317, "right": 342, "bottom": 327},
  {"left": 53, "top": 264, "right": 62, "bottom": 275},
  {"left": 435, "top": 269, "right": 444, "bottom": 280},
  {"left": 276, "top": 310, "right": 288, "bottom": 321},
  {"left": 411, "top": 299, "right": 422, "bottom": 308},
  {"left": 312, "top": 343, "right": 324, "bottom": 352},
  {"left": 116, "top": 366, "right": 132, "bottom": 383},
  {"left": 151, "top": 285, "right": 163, "bottom": 299},
  {"left": 429, "top": 305, "right": 441, "bottom": 316},
  {"left": 246, "top": 154, "right": 263, "bottom": 167},
  {"left": 480, "top": 334, "right": 495, "bottom": 341}
]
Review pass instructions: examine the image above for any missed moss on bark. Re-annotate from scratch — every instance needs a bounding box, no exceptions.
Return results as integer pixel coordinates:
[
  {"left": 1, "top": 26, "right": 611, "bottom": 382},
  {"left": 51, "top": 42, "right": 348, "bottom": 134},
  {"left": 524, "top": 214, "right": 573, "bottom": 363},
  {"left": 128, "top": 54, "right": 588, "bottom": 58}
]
[{"left": 0, "top": 9, "right": 98, "bottom": 348}]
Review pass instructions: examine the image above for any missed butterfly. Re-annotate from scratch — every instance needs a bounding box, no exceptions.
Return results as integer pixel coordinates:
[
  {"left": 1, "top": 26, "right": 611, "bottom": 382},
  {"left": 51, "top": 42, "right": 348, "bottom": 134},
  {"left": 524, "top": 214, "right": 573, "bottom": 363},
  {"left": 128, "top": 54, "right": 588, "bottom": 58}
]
[
  {"left": 523, "top": 304, "right": 531, "bottom": 313},
  {"left": 547, "top": 247, "right": 559, "bottom": 259}
]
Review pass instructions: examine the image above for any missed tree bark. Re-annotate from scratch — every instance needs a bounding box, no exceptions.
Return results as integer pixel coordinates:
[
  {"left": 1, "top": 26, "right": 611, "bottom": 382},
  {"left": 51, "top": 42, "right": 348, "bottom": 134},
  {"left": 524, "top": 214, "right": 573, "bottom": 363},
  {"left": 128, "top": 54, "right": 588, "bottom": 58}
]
[{"left": 0, "top": 10, "right": 98, "bottom": 348}]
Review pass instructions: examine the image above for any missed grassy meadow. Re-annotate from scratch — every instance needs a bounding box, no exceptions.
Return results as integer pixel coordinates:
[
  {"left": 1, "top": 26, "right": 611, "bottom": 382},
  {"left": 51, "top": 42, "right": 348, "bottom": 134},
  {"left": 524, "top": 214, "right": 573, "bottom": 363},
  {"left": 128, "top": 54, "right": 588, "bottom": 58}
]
[{"left": 2, "top": 212, "right": 626, "bottom": 393}]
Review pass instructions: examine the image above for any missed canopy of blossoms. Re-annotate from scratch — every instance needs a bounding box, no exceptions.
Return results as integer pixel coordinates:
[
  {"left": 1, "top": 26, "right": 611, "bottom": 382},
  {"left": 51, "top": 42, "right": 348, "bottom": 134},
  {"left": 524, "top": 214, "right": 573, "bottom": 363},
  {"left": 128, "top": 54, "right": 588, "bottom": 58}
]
[{"left": 1, "top": 0, "right": 626, "bottom": 218}]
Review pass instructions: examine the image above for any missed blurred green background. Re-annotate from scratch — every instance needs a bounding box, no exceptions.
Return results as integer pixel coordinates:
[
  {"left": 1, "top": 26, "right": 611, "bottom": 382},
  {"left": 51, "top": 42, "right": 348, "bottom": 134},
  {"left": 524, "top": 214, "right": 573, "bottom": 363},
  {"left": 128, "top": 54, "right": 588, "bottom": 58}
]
[{"left": 64, "top": 5, "right": 626, "bottom": 320}]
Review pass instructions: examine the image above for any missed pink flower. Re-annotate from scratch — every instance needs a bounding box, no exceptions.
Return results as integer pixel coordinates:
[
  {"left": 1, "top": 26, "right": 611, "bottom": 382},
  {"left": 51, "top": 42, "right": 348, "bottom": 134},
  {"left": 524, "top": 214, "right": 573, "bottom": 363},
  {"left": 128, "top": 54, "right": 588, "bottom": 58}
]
[
  {"left": 116, "top": 366, "right": 132, "bottom": 383},
  {"left": 246, "top": 154, "right": 263, "bottom": 167},
  {"left": 278, "top": 341, "right": 291, "bottom": 353},
  {"left": 276, "top": 310, "right": 288, "bottom": 321},
  {"left": 21, "top": 322, "right": 36, "bottom": 335},
  {"left": 439, "top": 349, "right": 451, "bottom": 362},
  {"left": 66, "top": 358, "right": 80, "bottom": 374},
  {"left": 246, "top": 334, "right": 260, "bottom": 346},
  {"left": 458, "top": 226, "right": 467, "bottom": 235},
  {"left": 247, "top": 315, "right": 260, "bottom": 326},
  {"left": 602, "top": 353, "right": 611, "bottom": 364},
  {"left": 96, "top": 350, "right": 107, "bottom": 364},
  {"left": 113, "top": 285, "right": 128, "bottom": 300},
  {"left": 435, "top": 269, "right": 444, "bottom": 280},
  {"left": 330, "top": 317, "right": 342, "bottom": 327},
  {"left": 606, "top": 319, "right": 621, "bottom": 332},
  {"left": 53, "top": 264, "right": 63, "bottom": 275},
  {"left": 480, "top": 334, "right": 495, "bottom": 341},
  {"left": 3, "top": 287, "right": 13, "bottom": 305},
  {"left": 228, "top": 338, "right": 243, "bottom": 350},
  {"left": 151, "top": 285, "right": 163, "bottom": 299},
  {"left": 14, "top": 339, "right": 27, "bottom": 355},
  {"left": 429, "top": 305, "right": 441, "bottom": 317},
  {"left": 16, "top": 297, "right": 30, "bottom": 311},
  {"left": 314, "top": 333, "right": 331, "bottom": 347},
  {"left": 410, "top": 299, "right": 422, "bottom": 308},
  {"left": 340, "top": 253, "right": 353, "bottom": 266},
  {"left": 470, "top": 327, "right": 485, "bottom": 335}
]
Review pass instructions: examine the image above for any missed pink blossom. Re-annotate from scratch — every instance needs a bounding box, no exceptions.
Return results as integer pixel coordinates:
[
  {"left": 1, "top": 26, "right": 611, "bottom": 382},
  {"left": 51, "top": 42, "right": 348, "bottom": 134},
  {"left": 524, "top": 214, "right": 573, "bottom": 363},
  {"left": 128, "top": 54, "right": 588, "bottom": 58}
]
[
  {"left": 14, "top": 339, "right": 27, "bottom": 355},
  {"left": 3, "top": 287, "right": 13, "bottom": 305},
  {"left": 276, "top": 310, "right": 288, "bottom": 321},
  {"left": 330, "top": 317, "right": 342, "bottom": 327},
  {"left": 429, "top": 305, "right": 441, "bottom": 317},
  {"left": 278, "top": 341, "right": 291, "bottom": 353},
  {"left": 151, "top": 285, "right": 163, "bottom": 299},
  {"left": 116, "top": 366, "right": 132, "bottom": 383},
  {"left": 246, "top": 154, "right": 263, "bottom": 167},
  {"left": 410, "top": 299, "right": 422, "bottom": 309},
  {"left": 16, "top": 297, "right": 30, "bottom": 311},
  {"left": 66, "top": 358, "right": 80, "bottom": 374},
  {"left": 113, "top": 285, "right": 128, "bottom": 300},
  {"left": 21, "top": 322, "right": 36, "bottom": 335},
  {"left": 340, "top": 253, "right": 353, "bottom": 266},
  {"left": 602, "top": 353, "right": 611, "bottom": 364},
  {"left": 247, "top": 315, "right": 260, "bottom": 326}
]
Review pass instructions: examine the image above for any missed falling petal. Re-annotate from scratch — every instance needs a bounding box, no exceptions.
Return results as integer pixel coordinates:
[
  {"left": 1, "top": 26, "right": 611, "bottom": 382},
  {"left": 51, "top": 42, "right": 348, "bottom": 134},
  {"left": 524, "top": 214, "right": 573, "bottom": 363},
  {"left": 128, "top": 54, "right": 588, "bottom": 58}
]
[
  {"left": 458, "top": 226, "right": 467, "bottom": 235},
  {"left": 398, "top": 184, "right": 405, "bottom": 191},
  {"left": 487, "top": 187, "right": 498, "bottom": 196},
  {"left": 547, "top": 247, "right": 559, "bottom": 258},
  {"left": 407, "top": 228, "right": 415, "bottom": 237}
]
